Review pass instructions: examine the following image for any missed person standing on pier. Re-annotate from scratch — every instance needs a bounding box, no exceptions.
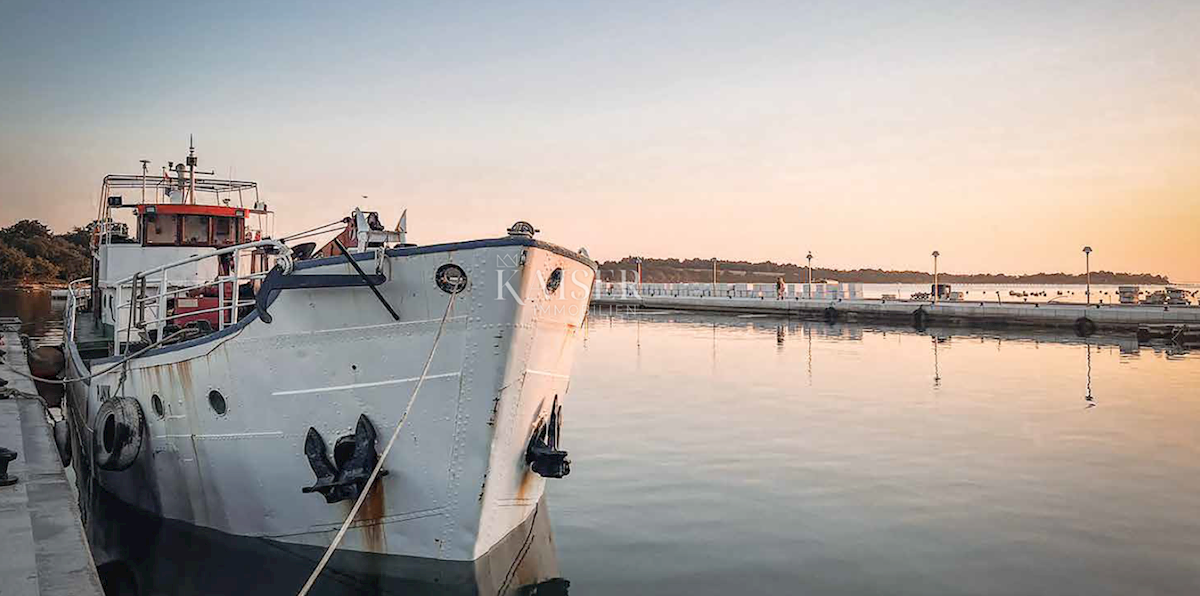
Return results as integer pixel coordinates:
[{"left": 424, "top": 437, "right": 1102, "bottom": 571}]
[{"left": 776, "top": 276, "right": 786, "bottom": 300}]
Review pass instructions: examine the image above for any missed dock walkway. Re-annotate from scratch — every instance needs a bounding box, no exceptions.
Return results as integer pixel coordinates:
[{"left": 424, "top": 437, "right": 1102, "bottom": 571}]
[
  {"left": 0, "top": 321, "right": 104, "bottom": 596},
  {"left": 591, "top": 294, "right": 1200, "bottom": 332}
]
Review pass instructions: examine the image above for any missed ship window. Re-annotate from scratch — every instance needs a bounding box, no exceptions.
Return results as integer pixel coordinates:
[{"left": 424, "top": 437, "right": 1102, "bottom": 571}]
[
  {"left": 143, "top": 213, "right": 180, "bottom": 245},
  {"left": 181, "top": 215, "right": 211, "bottom": 246},
  {"left": 212, "top": 217, "right": 242, "bottom": 246}
]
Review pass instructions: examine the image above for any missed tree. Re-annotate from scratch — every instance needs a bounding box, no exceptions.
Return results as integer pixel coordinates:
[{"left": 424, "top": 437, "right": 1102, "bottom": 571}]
[
  {"left": 59, "top": 227, "right": 91, "bottom": 249},
  {"left": 0, "top": 241, "right": 33, "bottom": 280},
  {"left": 0, "top": 220, "right": 92, "bottom": 283},
  {"left": 0, "top": 220, "right": 52, "bottom": 241}
]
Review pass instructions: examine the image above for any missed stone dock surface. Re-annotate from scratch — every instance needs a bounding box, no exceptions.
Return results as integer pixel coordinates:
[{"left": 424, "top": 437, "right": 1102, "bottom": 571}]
[
  {"left": 1, "top": 323, "right": 104, "bottom": 596},
  {"left": 591, "top": 294, "right": 1200, "bottom": 331}
]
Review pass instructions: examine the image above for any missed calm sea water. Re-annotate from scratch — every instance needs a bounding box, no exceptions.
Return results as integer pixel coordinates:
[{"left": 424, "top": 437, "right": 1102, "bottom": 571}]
[
  {"left": 558, "top": 309, "right": 1200, "bottom": 595},
  {"left": 4, "top": 290, "right": 1199, "bottom": 595}
]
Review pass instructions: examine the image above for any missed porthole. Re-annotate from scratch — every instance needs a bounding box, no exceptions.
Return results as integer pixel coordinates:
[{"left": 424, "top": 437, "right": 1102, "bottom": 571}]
[
  {"left": 208, "top": 390, "right": 227, "bottom": 416},
  {"left": 435, "top": 264, "right": 468, "bottom": 294},
  {"left": 546, "top": 268, "right": 563, "bottom": 293},
  {"left": 151, "top": 394, "right": 164, "bottom": 418}
]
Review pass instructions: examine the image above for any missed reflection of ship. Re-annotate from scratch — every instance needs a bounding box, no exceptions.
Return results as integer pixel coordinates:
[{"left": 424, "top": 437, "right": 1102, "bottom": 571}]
[{"left": 89, "top": 485, "right": 567, "bottom": 596}]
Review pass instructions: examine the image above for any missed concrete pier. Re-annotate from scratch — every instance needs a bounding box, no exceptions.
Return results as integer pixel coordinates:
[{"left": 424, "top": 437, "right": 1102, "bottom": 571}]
[
  {"left": 0, "top": 323, "right": 104, "bottom": 596},
  {"left": 591, "top": 292, "right": 1200, "bottom": 332}
]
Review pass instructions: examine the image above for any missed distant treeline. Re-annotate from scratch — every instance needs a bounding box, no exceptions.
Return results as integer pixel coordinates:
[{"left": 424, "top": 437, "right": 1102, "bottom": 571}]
[
  {"left": 597, "top": 257, "right": 1170, "bottom": 285},
  {"left": 0, "top": 220, "right": 91, "bottom": 285}
]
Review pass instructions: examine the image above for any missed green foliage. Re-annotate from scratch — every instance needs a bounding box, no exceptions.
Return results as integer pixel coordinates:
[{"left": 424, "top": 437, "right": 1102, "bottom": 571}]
[
  {"left": 0, "top": 219, "right": 52, "bottom": 240},
  {"left": 0, "top": 241, "right": 33, "bottom": 280},
  {"left": 60, "top": 227, "right": 91, "bottom": 249},
  {"left": 0, "top": 220, "right": 92, "bottom": 283}
]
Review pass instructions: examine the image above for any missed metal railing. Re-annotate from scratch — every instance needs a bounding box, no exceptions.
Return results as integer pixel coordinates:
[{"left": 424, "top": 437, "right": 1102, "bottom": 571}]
[
  {"left": 111, "top": 239, "right": 292, "bottom": 355},
  {"left": 65, "top": 277, "right": 91, "bottom": 347}
]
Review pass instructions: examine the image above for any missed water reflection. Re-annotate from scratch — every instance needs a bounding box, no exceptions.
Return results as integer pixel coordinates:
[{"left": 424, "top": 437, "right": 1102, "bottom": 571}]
[
  {"left": 805, "top": 324, "right": 812, "bottom": 386},
  {"left": 563, "top": 308, "right": 1200, "bottom": 595},
  {"left": 0, "top": 288, "right": 64, "bottom": 341},
  {"left": 931, "top": 335, "right": 942, "bottom": 388},
  {"left": 1085, "top": 342, "right": 1095, "bottom": 408},
  {"left": 88, "top": 487, "right": 565, "bottom": 596}
]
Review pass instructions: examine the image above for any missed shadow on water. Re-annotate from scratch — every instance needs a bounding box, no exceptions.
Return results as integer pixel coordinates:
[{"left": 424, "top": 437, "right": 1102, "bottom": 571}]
[{"left": 88, "top": 486, "right": 566, "bottom": 596}]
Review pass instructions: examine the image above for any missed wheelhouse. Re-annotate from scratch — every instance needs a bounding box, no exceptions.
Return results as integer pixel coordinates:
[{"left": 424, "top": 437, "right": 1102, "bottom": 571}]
[
  {"left": 82, "top": 143, "right": 279, "bottom": 352},
  {"left": 136, "top": 204, "right": 248, "bottom": 248}
]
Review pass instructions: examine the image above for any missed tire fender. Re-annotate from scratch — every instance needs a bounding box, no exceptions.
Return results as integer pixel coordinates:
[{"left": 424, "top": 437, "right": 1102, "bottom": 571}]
[{"left": 93, "top": 397, "right": 145, "bottom": 472}]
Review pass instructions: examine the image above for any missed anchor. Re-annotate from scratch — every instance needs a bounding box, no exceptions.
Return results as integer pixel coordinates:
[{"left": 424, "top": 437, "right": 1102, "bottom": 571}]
[
  {"left": 526, "top": 396, "right": 570, "bottom": 479},
  {"left": 302, "top": 414, "right": 388, "bottom": 504}
]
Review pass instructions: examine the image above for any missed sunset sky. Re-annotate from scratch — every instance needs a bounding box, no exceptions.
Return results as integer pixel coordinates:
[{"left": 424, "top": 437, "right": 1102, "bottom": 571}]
[{"left": 2, "top": 1, "right": 1197, "bottom": 280}]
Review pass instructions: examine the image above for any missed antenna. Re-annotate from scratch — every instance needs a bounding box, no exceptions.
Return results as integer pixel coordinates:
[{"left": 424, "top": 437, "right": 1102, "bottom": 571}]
[
  {"left": 139, "top": 159, "right": 150, "bottom": 203},
  {"left": 186, "top": 135, "right": 198, "bottom": 204}
]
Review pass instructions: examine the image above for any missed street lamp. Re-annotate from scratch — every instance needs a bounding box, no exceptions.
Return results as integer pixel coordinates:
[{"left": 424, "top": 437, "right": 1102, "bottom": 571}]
[
  {"left": 711, "top": 257, "right": 718, "bottom": 296},
  {"left": 634, "top": 256, "right": 644, "bottom": 295},
  {"left": 931, "top": 251, "right": 940, "bottom": 303},
  {"left": 806, "top": 251, "right": 813, "bottom": 284},
  {"left": 1083, "top": 246, "right": 1092, "bottom": 306}
]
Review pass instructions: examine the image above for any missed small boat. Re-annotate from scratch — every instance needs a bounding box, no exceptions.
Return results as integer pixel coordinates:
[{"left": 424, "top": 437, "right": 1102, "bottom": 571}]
[{"left": 59, "top": 142, "right": 595, "bottom": 565}]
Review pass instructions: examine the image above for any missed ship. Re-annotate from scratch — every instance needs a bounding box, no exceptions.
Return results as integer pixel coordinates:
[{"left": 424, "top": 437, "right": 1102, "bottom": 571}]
[{"left": 58, "top": 142, "right": 594, "bottom": 568}]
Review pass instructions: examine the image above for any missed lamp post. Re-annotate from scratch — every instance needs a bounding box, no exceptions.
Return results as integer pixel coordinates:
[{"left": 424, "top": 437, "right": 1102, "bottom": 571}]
[
  {"left": 1083, "top": 246, "right": 1092, "bottom": 306},
  {"left": 711, "top": 257, "right": 718, "bottom": 296},
  {"left": 931, "top": 251, "right": 940, "bottom": 304},
  {"left": 806, "top": 251, "right": 813, "bottom": 284},
  {"left": 635, "top": 256, "right": 643, "bottom": 295}
]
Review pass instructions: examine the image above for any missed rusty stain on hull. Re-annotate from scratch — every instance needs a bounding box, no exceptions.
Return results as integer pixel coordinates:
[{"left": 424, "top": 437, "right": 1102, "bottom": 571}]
[
  {"left": 515, "top": 468, "right": 536, "bottom": 501},
  {"left": 353, "top": 481, "right": 387, "bottom": 554}
]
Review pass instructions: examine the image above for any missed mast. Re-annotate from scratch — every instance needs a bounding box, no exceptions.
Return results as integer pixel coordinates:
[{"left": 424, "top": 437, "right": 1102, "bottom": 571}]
[
  {"left": 140, "top": 159, "right": 149, "bottom": 203},
  {"left": 187, "top": 135, "right": 197, "bottom": 204}
]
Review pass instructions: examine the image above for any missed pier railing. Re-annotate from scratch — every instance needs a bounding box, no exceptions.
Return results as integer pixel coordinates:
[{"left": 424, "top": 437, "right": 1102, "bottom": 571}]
[{"left": 111, "top": 239, "right": 292, "bottom": 355}]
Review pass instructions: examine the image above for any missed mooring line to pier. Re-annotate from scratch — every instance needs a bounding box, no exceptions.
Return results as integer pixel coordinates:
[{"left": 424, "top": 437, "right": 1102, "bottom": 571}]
[
  {"left": 296, "top": 291, "right": 457, "bottom": 596},
  {"left": 1, "top": 328, "right": 189, "bottom": 386}
]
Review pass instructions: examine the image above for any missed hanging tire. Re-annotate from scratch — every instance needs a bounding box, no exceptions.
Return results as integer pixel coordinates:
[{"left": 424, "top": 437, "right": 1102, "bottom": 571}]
[
  {"left": 93, "top": 397, "right": 144, "bottom": 471},
  {"left": 1074, "top": 317, "right": 1097, "bottom": 337},
  {"left": 823, "top": 307, "right": 838, "bottom": 322}
]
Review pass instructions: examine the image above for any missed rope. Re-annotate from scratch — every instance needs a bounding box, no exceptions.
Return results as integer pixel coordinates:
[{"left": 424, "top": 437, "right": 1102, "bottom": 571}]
[
  {"left": 279, "top": 220, "right": 348, "bottom": 244},
  {"left": 296, "top": 291, "right": 457, "bottom": 596},
  {"left": 1, "top": 329, "right": 188, "bottom": 386}
]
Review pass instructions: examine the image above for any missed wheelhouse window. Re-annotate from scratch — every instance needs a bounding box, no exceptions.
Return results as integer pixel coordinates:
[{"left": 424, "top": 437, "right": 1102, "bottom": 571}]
[
  {"left": 181, "top": 215, "right": 211, "bottom": 246},
  {"left": 143, "top": 213, "right": 180, "bottom": 245},
  {"left": 212, "top": 216, "right": 243, "bottom": 246}
]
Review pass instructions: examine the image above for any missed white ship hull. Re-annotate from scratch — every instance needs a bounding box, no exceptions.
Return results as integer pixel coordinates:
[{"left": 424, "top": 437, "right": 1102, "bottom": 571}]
[{"left": 65, "top": 237, "right": 594, "bottom": 561}]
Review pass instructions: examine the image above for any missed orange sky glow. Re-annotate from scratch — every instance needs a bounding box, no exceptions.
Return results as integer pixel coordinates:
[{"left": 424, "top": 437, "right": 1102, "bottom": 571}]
[{"left": 2, "top": 1, "right": 1197, "bottom": 280}]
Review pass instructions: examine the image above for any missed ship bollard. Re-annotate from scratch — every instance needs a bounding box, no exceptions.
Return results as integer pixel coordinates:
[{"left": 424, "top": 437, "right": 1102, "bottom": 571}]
[{"left": 0, "top": 446, "right": 17, "bottom": 487}]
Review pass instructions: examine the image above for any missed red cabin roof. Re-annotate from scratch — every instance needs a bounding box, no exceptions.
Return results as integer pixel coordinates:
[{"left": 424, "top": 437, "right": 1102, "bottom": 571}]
[{"left": 136, "top": 204, "right": 249, "bottom": 218}]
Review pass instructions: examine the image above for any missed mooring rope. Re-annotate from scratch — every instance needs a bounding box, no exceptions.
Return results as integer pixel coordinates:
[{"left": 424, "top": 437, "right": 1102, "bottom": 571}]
[
  {"left": 296, "top": 291, "right": 457, "bottom": 596},
  {"left": 0, "top": 329, "right": 189, "bottom": 386}
]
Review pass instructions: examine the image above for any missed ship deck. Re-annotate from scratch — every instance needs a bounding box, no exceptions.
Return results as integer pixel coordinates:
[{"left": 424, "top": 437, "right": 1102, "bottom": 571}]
[{"left": 71, "top": 310, "right": 110, "bottom": 358}]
